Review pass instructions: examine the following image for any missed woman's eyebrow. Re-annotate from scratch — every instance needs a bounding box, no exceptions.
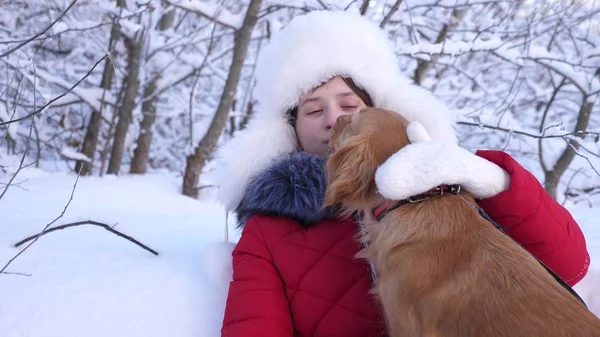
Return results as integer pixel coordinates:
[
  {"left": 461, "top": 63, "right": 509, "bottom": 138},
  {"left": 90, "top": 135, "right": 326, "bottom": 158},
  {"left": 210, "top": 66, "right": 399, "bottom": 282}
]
[
  {"left": 300, "top": 96, "right": 321, "bottom": 108},
  {"left": 300, "top": 92, "right": 357, "bottom": 108}
]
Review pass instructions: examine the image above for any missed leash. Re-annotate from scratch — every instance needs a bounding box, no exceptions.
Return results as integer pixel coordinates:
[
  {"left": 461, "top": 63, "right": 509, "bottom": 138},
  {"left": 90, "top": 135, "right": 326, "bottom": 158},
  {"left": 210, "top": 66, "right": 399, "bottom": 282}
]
[{"left": 357, "top": 184, "right": 587, "bottom": 310}]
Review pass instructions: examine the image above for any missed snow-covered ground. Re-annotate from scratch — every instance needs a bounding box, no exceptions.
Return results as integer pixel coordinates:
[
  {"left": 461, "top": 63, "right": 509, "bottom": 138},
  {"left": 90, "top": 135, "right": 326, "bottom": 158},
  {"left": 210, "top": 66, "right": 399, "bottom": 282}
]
[{"left": 0, "top": 168, "right": 598, "bottom": 336}]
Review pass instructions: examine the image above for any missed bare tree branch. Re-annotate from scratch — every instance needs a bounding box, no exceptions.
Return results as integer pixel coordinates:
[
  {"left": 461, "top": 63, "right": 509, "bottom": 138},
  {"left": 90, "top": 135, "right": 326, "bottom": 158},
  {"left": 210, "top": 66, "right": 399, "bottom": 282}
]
[
  {"left": 457, "top": 121, "right": 599, "bottom": 140},
  {"left": 561, "top": 167, "right": 584, "bottom": 206},
  {"left": 543, "top": 96, "right": 596, "bottom": 198},
  {"left": 538, "top": 78, "right": 567, "bottom": 174},
  {"left": 0, "top": 54, "right": 108, "bottom": 127},
  {"left": 344, "top": 1, "right": 360, "bottom": 11},
  {"left": 316, "top": 0, "right": 329, "bottom": 10},
  {"left": 13, "top": 220, "right": 159, "bottom": 256},
  {"left": 1, "top": 271, "right": 32, "bottom": 277},
  {"left": 0, "top": 0, "right": 79, "bottom": 59},
  {"left": 564, "top": 140, "right": 600, "bottom": 177},
  {"left": 414, "top": 7, "right": 468, "bottom": 85},
  {"left": 187, "top": 22, "right": 219, "bottom": 149},
  {"left": 0, "top": 58, "right": 36, "bottom": 201},
  {"left": 409, "top": 0, "right": 510, "bottom": 10},
  {"left": 0, "top": 129, "right": 35, "bottom": 202},
  {"left": 380, "top": 0, "right": 403, "bottom": 28},
  {"left": 165, "top": 0, "right": 243, "bottom": 30},
  {"left": 183, "top": 0, "right": 263, "bottom": 198},
  {"left": 0, "top": 10, "right": 150, "bottom": 46}
]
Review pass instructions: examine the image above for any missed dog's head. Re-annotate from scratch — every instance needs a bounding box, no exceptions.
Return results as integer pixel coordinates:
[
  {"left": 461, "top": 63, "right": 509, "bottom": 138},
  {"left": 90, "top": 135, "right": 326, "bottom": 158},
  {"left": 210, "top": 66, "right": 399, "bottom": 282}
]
[{"left": 323, "top": 108, "right": 412, "bottom": 210}]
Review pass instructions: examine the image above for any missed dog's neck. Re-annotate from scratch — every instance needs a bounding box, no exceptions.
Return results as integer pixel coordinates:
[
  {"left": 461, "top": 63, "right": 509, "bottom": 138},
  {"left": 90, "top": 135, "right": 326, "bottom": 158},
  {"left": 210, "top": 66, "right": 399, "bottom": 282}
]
[{"left": 371, "top": 184, "right": 462, "bottom": 221}]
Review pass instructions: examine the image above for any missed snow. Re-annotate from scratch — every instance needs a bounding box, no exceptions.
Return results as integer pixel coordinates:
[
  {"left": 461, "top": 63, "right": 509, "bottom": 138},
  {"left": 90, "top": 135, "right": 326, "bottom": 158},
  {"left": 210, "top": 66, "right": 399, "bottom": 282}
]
[
  {"left": 52, "top": 22, "right": 69, "bottom": 35},
  {"left": 0, "top": 167, "right": 239, "bottom": 337},
  {"left": 527, "top": 46, "right": 592, "bottom": 94},
  {"left": 0, "top": 103, "right": 19, "bottom": 141},
  {"left": 0, "top": 163, "right": 599, "bottom": 336},
  {"left": 2, "top": 58, "right": 116, "bottom": 113},
  {"left": 59, "top": 147, "right": 91, "bottom": 162},
  {"left": 0, "top": 1, "right": 599, "bottom": 335},
  {"left": 572, "top": 206, "right": 600, "bottom": 317},
  {"left": 398, "top": 36, "right": 505, "bottom": 57},
  {"left": 167, "top": 0, "right": 244, "bottom": 30},
  {"left": 119, "top": 19, "right": 144, "bottom": 40}
]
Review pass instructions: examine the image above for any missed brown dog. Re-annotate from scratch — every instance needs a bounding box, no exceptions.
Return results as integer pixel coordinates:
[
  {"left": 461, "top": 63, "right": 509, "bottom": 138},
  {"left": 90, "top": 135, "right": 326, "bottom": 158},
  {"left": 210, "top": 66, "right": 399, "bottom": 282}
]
[{"left": 323, "top": 107, "right": 600, "bottom": 337}]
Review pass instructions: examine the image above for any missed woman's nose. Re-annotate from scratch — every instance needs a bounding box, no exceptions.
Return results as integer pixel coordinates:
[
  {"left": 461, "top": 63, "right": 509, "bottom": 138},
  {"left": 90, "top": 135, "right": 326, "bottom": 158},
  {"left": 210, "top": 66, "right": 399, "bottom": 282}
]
[{"left": 325, "top": 108, "right": 347, "bottom": 130}]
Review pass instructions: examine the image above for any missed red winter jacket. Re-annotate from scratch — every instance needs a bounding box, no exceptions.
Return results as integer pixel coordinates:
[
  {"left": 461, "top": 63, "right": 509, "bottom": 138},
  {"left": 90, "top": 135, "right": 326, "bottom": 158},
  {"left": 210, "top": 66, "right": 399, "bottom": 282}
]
[{"left": 221, "top": 150, "right": 590, "bottom": 337}]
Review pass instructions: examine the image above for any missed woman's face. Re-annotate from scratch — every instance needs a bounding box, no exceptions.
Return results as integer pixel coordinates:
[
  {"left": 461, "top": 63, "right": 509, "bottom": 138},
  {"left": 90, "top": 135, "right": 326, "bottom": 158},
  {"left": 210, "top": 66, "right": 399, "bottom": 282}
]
[{"left": 295, "top": 76, "right": 368, "bottom": 157}]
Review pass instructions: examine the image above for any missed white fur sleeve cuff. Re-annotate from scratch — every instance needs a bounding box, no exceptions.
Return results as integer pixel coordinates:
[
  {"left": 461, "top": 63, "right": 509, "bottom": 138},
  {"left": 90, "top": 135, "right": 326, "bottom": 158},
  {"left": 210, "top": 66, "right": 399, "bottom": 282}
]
[{"left": 375, "top": 142, "right": 510, "bottom": 201}]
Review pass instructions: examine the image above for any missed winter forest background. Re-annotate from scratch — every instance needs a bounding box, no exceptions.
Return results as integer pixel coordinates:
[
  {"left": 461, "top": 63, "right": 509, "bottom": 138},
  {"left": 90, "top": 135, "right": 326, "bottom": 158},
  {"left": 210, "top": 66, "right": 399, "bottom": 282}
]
[
  {"left": 1, "top": 0, "right": 599, "bottom": 202},
  {"left": 0, "top": 0, "right": 599, "bottom": 336}
]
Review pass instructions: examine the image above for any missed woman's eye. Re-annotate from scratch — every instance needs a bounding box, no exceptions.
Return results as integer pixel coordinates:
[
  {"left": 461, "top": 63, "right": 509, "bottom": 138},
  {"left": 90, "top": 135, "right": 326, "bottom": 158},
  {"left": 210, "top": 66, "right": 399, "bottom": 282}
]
[
  {"left": 342, "top": 105, "right": 358, "bottom": 110},
  {"left": 308, "top": 109, "right": 322, "bottom": 115}
]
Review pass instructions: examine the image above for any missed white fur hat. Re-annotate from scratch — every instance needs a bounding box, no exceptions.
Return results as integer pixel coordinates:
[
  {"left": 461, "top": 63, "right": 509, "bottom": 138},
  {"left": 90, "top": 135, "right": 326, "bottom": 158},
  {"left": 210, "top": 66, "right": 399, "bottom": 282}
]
[{"left": 211, "top": 10, "right": 458, "bottom": 211}]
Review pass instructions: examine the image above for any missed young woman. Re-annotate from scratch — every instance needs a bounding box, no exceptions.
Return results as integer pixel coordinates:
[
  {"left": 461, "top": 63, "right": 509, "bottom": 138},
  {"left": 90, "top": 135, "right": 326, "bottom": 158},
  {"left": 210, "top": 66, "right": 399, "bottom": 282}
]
[{"left": 212, "top": 10, "right": 590, "bottom": 337}]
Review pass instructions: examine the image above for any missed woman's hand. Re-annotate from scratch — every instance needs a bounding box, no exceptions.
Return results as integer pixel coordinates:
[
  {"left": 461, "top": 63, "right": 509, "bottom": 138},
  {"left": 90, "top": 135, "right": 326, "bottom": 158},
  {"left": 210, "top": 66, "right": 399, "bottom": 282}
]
[{"left": 374, "top": 122, "right": 510, "bottom": 201}]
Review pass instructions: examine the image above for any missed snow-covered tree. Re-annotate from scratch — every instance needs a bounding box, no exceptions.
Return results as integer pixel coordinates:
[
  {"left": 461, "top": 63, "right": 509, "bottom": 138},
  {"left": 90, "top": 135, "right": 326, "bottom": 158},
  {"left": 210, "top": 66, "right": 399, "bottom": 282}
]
[{"left": 1, "top": 0, "right": 598, "bottom": 206}]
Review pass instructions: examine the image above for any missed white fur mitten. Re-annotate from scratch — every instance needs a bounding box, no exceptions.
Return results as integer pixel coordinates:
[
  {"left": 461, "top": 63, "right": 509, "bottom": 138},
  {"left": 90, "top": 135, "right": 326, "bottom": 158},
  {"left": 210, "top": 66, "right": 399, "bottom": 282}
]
[{"left": 374, "top": 122, "right": 510, "bottom": 201}]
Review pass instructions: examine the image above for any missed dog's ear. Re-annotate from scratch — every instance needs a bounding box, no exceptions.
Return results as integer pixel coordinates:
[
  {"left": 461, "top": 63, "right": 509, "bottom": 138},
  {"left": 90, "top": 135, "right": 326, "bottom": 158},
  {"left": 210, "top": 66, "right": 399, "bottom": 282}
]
[
  {"left": 323, "top": 131, "right": 378, "bottom": 209},
  {"left": 406, "top": 121, "right": 431, "bottom": 143}
]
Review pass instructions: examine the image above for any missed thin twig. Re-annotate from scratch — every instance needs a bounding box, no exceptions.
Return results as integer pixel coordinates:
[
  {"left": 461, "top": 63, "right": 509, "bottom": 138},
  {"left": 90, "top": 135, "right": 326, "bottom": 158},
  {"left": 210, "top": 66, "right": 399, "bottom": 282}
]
[
  {"left": 344, "top": 0, "right": 360, "bottom": 11},
  {"left": 380, "top": 0, "right": 403, "bottom": 28},
  {"left": 457, "top": 121, "right": 600, "bottom": 140},
  {"left": 188, "top": 22, "right": 219, "bottom": 148},
  {"left": 0, "top": 162, "right": 35, "bottom": 201},
  {"left": 0, "top": 0, "right": 79, "bottom": 59},
  {"left": 0, "top": 9, "right": 149, "bottom": 46},
  {"left": 316, "top": 0, "right": 329, "bottom": 10},
  {"left": 0, "top": 168, "right": 82, "bottom": 275},
  {"left": 561, "top": 167, "right": 584, "bottom": 206},
  {"left": 13, "top": 220, "right": 159, "bottom": 256},
  {"left": 0, "top": 59, "right": 37, "bottom": 201},
  {"left": 197, "top": 184, "right": 215, "bottom": 191},
  {"left": 565, "top": 140, "right": 600, "bottom": 177},
  {"left": 0, "top": 54, "right": 108, "bottom": 127},
  {"left": 1, "top": 271, "right": 32, "bottom": 277},
  {"left": 166, "top": 0, "right": 240, "bottom": 30},
  {"left": 0, "top": 179, "right": 29, "bottom": 187}
]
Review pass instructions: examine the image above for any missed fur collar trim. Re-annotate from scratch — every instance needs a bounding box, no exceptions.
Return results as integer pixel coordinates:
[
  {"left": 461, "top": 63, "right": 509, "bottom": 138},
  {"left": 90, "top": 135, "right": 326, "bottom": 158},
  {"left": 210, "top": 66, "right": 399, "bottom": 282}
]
[{"left": 235, "top": 152, "right": 339, "bottom": 228}]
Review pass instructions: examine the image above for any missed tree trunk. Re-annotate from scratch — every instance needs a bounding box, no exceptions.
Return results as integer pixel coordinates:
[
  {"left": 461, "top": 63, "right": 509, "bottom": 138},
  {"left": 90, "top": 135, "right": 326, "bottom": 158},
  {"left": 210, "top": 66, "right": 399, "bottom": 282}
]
[
  {"left": 99, "top": 77, "right": 126, "bottom": 176},
  {"left": 238, "top": 101, "right": 254, "bottom": 131},
  {"left": 543, "top": 97, "right": 594, "bottom": 199},
  {"left": 76, "top": 23, "right": 120, "bottom": 175},
  {"left": 360, "top": 0, "right": 371, "bottom": 15},
  {"left": 130, "top": 9, "right": 176, "bottom": 174},
  {"left": 107, "top": 29, "right": 146, "bottom": 175},
  {"left": 182, "top": 0, "right": 263, "bottom": 198},
  {"left": 413, "top": 8, "right": 467, "bottom": 85},
  {"left": 129, "top": 77, "right": 157, "bottom": 173}
]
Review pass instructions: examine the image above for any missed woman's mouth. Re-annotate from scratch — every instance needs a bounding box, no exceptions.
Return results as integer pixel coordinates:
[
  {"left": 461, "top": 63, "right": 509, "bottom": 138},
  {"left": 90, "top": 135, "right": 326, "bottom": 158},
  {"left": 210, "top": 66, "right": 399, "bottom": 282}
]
[{"left": 327, "top": 144, "right": 334, "bottom": 157}]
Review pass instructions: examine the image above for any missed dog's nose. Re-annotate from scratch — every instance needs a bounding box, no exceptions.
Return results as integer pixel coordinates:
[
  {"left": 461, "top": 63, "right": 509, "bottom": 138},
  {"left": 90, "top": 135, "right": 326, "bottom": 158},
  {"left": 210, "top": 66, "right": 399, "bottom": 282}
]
[{"left": 336, "top": 114, "right": 351, "bottom": 127}]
